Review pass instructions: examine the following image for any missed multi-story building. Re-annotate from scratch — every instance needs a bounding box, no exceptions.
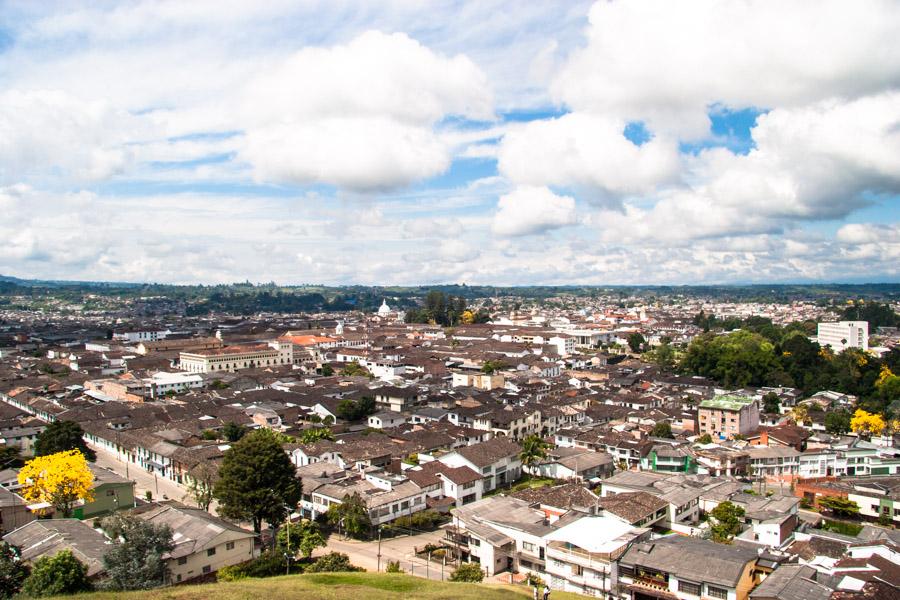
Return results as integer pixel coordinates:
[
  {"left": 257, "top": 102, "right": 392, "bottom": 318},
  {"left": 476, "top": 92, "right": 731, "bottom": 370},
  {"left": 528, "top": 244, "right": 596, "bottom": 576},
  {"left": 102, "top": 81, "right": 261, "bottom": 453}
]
[
  {"left": 617, "top": 536, "right": 760, "bottom": 600},
  {"left": 544, "top": 515, "right": 648, "bottom": 596},
  {"left": 178, "top": 341, "right": 293, "bottom": 373},
  {"left": 698, "top": 395, "right": 759, "bottom": 440},
  {"left": 817, "top": 321, "right": 868, "bottom": 352}
]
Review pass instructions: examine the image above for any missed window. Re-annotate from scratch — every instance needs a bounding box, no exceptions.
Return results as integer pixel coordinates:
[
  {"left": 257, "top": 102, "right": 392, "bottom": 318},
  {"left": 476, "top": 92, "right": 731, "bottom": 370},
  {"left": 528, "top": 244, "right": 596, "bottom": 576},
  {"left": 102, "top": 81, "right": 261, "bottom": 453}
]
[
  {"left": 202, "top": 565, "right": 211, "bottom": 574},
  {"left": 678, "top": 580, "right": 701, "bottom": 596},
  {"left": 177, "top": 557, "right": 187, "bottom": 565},
  {"left": 522, "top": 542, "right": 534, "bottom": 552},
  {"left": 707, "top": 585, "right": 729, "bottom": 599},
  {"left": 226, "top": 542, "right": 235, "bottom": 551},
  {"left": 207, "top": 548, "right": 216, "bottom": 557},
  {"left": 618, "top": 565, "right": 634, "bottom": 577}
]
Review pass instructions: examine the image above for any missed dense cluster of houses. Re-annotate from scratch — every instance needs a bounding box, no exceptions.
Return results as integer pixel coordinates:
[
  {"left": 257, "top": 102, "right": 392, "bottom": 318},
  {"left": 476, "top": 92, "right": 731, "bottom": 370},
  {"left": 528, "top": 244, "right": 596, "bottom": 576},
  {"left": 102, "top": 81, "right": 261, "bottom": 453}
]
[{"left": 0, "top": 301, "right": 899, "bottom": 598}]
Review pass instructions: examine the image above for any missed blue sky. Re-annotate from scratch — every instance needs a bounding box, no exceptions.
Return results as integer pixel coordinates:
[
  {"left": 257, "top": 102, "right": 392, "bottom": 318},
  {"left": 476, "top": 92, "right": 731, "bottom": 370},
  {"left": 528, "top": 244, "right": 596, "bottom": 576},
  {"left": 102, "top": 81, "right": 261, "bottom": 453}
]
[{"left": 0, "top": 0, "right": 898, "bottom": 285}]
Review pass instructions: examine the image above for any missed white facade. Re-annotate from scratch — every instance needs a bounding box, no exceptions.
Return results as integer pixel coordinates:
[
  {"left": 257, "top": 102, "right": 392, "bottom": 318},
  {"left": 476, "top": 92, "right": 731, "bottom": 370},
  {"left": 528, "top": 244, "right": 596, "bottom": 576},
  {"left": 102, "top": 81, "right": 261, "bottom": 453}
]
[
  {"left": 817, "top": 321, "right": 868, "bottom": 352},
  {"left": 179, "top": 341, "right": 293, "bottom": 373}
]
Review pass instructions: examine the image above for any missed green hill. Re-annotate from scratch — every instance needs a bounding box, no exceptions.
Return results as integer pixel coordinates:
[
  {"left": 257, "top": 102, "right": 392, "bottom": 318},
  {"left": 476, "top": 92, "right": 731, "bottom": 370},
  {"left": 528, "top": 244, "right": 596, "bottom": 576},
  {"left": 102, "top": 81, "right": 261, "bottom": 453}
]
[{"left": 61, "top": 572, "right": 583, "bottom": 600}]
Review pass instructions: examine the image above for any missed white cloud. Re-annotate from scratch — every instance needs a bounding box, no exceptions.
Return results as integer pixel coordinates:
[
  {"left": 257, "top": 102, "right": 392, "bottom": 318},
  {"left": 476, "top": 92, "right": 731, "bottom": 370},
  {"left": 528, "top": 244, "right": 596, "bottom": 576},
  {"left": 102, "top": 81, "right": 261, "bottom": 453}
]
[
  {"left": 553, "top": 0, "right": 900, "bottom": 136},
  {"left": 492, "top": 186, "right": 578, "bottom": 237},
  {"left": 498, "top": 112, "right": 681, "bottom": 199},
  {"left": 0, "top": 90, "right": 140, "bottom": 184},
  {"left": 239, "top": 30, "right": 493, "bottom": 191}
]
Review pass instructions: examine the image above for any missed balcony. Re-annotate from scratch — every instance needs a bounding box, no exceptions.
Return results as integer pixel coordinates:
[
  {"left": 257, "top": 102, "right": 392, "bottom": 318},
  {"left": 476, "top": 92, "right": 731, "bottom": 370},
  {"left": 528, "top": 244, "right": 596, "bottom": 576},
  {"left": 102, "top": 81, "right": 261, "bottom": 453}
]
[{"left": 546, "top": 543, "right": 613, "bottom": 570}]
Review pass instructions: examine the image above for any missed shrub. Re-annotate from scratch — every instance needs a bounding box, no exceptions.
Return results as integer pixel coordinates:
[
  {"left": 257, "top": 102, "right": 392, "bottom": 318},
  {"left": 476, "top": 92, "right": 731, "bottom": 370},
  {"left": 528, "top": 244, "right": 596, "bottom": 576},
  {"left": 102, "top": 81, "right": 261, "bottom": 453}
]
[
  {"left": 22, "top": 550, "right": 91, "bottom": 597},
  {"left": 450, "top": 562, "right": 484, "bottom": 583},
  {"left": 306, "top": 552, "right": 363, "bottom": 573},
  {"left": 385, "top": 560, "right": 403, "bottom": 573},
  {"left": 216, "top": 551, "right": 288, "bottom": 581}
]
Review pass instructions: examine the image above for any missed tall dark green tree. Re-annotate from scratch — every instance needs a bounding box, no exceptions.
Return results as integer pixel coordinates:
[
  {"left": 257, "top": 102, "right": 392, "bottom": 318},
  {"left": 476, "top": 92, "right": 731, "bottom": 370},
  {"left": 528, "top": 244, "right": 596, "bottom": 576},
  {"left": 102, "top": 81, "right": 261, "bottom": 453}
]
[
  {"left": 221, "top": 422, "right": 248, "bottom": 443},
  {"left": 100, "top": 514, "right": 174, "bottom": 590},
  {"left": 651, "top": 422, "right": 674, "bottom": 439},
  {"left": 627, "top": 332, "right": 646, "bottom": 353},
  {"left": 214, "top": 429, "right": 302, "bottom": 534},
  {"left": 33, "top": 420, "right": 96, "bottom": 462},
  {"left": 0, "top": 542, "right": 29, "bottom": 599}
]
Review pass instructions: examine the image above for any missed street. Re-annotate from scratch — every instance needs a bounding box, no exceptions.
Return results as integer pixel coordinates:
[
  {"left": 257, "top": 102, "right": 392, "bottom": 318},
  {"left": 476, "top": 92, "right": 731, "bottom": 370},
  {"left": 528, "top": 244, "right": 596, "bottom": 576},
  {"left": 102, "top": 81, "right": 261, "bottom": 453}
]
[
  {"left": 323, "top": 529, "right": 454, "bottom": 580},
  {"left": 91, "top": 443, "right": 195, "bottom": 507}
]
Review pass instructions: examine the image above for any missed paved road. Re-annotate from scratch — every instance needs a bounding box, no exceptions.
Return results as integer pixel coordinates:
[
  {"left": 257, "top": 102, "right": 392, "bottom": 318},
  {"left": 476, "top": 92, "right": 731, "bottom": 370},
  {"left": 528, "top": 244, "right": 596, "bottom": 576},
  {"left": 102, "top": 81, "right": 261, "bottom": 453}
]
[
  {"left": 324, "top": 529, "right": 453, "bottom": 580},
  {"left": 91, "top": 444, "right": 194, "bottom": 506}
]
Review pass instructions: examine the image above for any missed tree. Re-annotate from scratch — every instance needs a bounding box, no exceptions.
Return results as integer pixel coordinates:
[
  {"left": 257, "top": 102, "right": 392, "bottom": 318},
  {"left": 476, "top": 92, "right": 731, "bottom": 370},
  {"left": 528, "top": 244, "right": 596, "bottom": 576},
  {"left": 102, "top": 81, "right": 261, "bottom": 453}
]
[
  {"left": 627, "top": 332, "right": 646, "bottom": 353},
  {"left": 651, "top": 422, "right": 674, "bottom": 439},
  {"left": 762, "top": 392, "right": 781, "bottom": 414},
  {"left": 341, "top": 361, "right": 370, "bottom": 377},
  {"left": 0, "top": 542, "right": 29, "bottom": 599},
  {"left": 697, "top": 433, "right": 713, "bottom": 444},
  {"left": 327, "top": 493, "right": 372, "bottom": 539},
  {"left": 222, "top": 421, "right": 248, "bottom": 442},
  {"left": 214, "top": 429, "right": 302, "bottom": 534},
  {"left": 648, "top": 341, "right": 676, "bottom": 370},
  {"left": 679, "top": 330, "right": 783, "bottom": 388},
  {"left": 818, "top": 496, "right": 860, "bottom": 518},
  {"left": 481, "top": 360, "right": 507, "bottom": 375},
  {"left": 825, "top": 409, "right": 852, "bottom": 435},
  {"left": 33, "top": 420, "right": 96, "bottom": 462},
  {"left": 851, "top": 409, "right": 886, "bottom": 438},
  {"left": 0, "top": 446, "right": 22, "bottom": 469},
  {"left": 300, "top": 427, "right": 334, "bottom": 444},
  {"left": 320, "top": 364, "right": 334, "bottom": 377},
  {"left": 22, "top": 550, "right": 91, "bottom": 597},
  {"left": 709, "top": 501, "right": 745, "bottom": 543},
  {"left": 100, "top": 514, "right": 174, "bottom": 590},
  {"left": 17, "top": 450, "right": 94, "bottom": 517},
  {"left": 185, "top": 461, "right": 218, "bottom": 511},
  {"left": 790, "top": 404, "right": 810, "bottom": 426},
  {"left": 450, "top": 562, "right": 484, "bottom": 582},
  {"left": 335, "top": 396, "right": 377, "bottom": 421},
  {"left": 276, "top": 520, "right": 327, "bottom": 559},
  {"left": 519, "top": 435, "right": 549, "bottom": 468}
]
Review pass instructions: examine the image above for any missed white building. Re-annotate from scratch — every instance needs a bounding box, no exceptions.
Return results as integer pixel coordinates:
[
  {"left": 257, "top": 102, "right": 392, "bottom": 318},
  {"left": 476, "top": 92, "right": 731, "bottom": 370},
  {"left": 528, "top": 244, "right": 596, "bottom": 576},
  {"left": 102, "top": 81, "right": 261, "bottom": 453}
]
[
  {"left": 143, "top": 372, "right": 204, "bottom": 398},
  {"left": 817, "top": 321, "right": 868, "bottom": 352},
  {"left": 113, "top": 329, "right": 171, "bottom": 343},
  {"left": 178, "top": 341, "right": 293, "bottom": 373}
]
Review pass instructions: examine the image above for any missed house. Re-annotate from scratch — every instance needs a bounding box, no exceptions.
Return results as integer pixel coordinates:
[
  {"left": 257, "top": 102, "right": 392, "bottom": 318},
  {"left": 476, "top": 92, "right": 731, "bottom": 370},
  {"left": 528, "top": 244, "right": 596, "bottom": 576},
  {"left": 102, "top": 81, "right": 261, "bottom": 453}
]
[
  {"left": 544, "top": 514, "right": 648, "bottom": 596},
  {"left": 306, "top": 468, "right": 427, "bottom": 527},
  {"left": 0, "top": 486, "right": 34, "bottom": 534},
  {"left": 525, "top": 447, "right": 614, "bottom": 482},
  {"left": 445, "top": 495, "right": 556, "bottom": 576},
  {"left": 131, "top": 502, "right": 257, "bottom": 583},
  {"left": 74, "top": 466, "right": 136, "bottom": 519},
  {"left": 438, "top": 437, "right": 522, "bottom": 492},
  {"left": 749, "top": 564, "right": 833, "bottom": 600},
  {"left": 643, "top": 444, "right": 697, "bottom": 473},
  {"left": 404, "top": 460, "right": 483, "bottom": 510},
  {"left": 367, "top": 412, "right": 407, "bottom": 430},
  {"left": 617, "top": 536, "right": 760, "bottom": 600},
  {"left": 597, "top": 491, "right": 669, "bottom": 528},
  {"left": 3, "top": 519, "right": 109, "bottom": 578}
]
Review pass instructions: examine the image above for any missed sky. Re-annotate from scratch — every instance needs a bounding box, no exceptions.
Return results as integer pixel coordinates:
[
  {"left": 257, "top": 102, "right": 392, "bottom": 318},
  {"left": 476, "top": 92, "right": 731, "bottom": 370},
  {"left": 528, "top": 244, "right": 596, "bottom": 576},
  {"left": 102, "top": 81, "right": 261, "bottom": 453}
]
[{"left": 1, "top": 0, "right": 899, "bottom": 286}]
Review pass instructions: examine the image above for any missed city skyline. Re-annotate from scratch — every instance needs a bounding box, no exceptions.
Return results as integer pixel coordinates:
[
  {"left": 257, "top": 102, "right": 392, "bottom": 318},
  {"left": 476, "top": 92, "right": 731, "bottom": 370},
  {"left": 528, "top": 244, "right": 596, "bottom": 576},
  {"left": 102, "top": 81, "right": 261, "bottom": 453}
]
[{"left": 1, "top": 0, "right": 899, "bottom": 286}]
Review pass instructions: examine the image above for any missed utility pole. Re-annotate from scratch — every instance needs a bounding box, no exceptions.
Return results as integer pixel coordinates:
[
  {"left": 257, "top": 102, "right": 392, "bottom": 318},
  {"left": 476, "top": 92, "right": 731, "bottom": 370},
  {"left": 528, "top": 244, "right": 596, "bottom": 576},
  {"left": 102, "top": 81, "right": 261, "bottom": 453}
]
[
  {"left": 441, "top": 555, "right": 445, "bottom": 581},
  {"left": 376, "top": 526, "right": 382, "bottom": 572},
  {"left": 426, "top": 551, "right": 431, "bottom": 579}
]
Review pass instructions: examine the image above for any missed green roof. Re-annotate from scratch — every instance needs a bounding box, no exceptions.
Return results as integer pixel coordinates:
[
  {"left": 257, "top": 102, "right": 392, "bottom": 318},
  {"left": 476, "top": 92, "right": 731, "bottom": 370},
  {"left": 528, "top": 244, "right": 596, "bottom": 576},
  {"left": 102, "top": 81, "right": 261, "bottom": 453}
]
[{"left": 699, "top": 395, "right": 756, "bottom": 411}]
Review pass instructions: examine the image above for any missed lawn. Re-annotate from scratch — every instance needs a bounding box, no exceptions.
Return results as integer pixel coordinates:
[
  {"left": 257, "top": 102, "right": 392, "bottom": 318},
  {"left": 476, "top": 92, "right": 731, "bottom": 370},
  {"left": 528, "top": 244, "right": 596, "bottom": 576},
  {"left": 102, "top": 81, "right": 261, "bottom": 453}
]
[
  {"left": 820, "top": 519, "right": 863, "bottom": 537},
  {"left": 61, "top": 572, "right": 584, "bottom": 600},
  {"left": 486, "top": 475, "right": 557, "bottom": 497}
]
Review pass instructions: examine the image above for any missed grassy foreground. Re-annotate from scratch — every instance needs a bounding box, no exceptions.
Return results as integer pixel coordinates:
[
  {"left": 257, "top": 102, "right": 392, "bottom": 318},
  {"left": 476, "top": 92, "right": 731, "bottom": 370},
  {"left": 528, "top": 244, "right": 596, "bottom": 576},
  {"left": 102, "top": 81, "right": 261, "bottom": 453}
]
[{"left": 63, "top": 572, "right": 583, "bottom": 600}]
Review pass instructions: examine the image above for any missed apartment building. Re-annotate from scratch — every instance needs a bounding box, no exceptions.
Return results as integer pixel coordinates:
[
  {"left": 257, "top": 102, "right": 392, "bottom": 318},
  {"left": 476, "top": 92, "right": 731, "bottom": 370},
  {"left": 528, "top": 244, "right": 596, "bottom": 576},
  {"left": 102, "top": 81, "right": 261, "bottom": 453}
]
[
  {"left": 698, "top": 395, "right": 759, "bottom": 440},
  {"left": 816, "top": 321, "right": 868, "bottom": 352}
]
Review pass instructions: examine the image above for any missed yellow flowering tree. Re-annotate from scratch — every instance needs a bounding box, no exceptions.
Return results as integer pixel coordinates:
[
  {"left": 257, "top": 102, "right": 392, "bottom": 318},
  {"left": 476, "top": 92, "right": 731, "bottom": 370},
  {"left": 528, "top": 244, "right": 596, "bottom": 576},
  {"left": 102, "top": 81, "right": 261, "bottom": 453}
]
[
  {"left": 17, "top": 450, "right": 94, "bottom": 517},
  {"left": 850, "top": 409, "right": 886, "bottom": 438}
]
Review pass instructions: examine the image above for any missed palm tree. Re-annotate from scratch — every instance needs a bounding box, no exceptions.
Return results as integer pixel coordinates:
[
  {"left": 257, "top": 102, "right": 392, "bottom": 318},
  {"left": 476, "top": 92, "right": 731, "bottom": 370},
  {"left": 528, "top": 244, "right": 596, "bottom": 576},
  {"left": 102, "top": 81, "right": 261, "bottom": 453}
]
[
  {"left": 519, "top": 435, "right": 550, "bottom": 470},
  {"left": 790, "top": 404, "right": 809, "bottom": 426}
]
